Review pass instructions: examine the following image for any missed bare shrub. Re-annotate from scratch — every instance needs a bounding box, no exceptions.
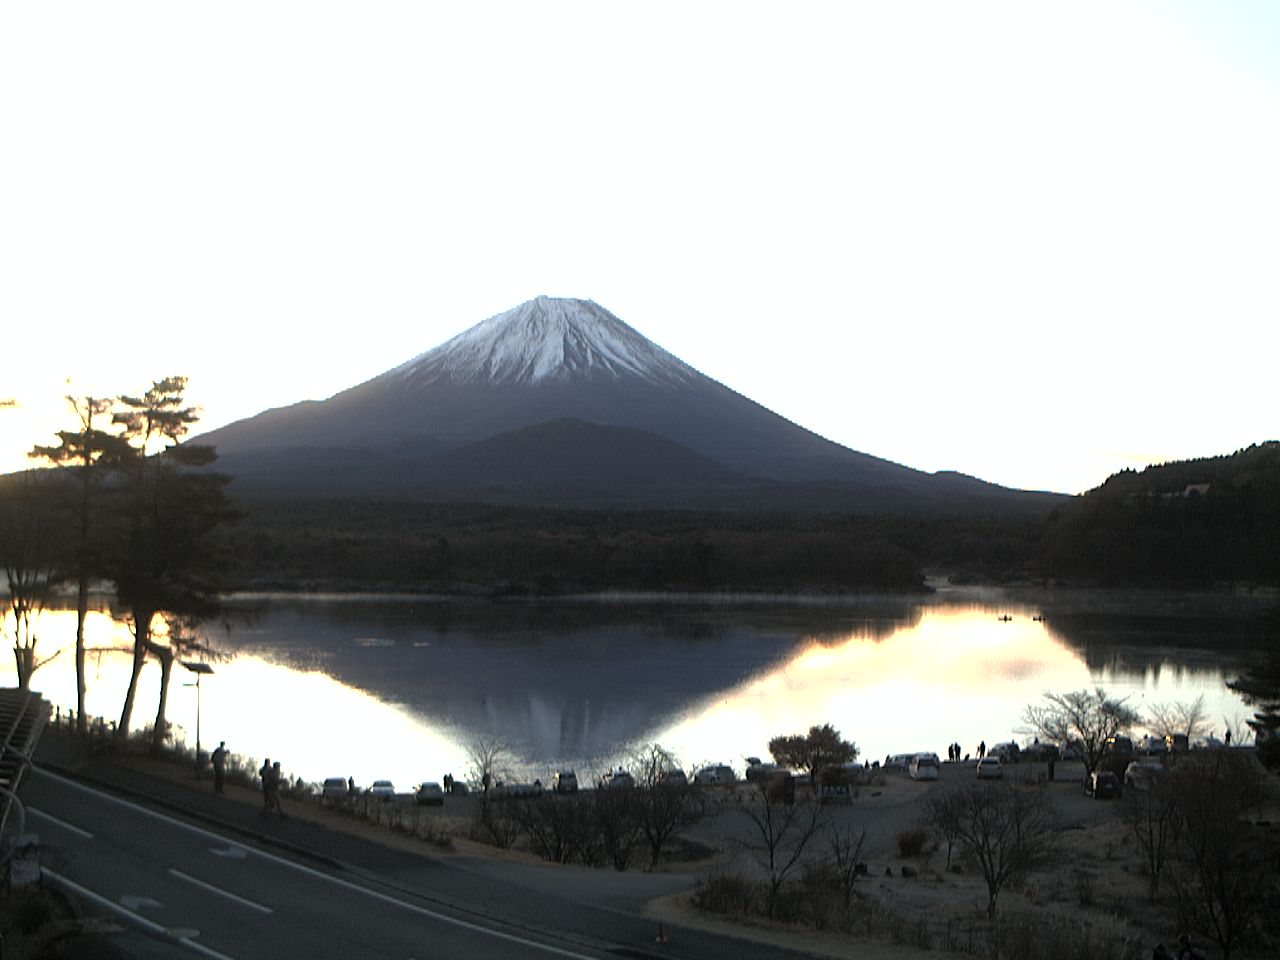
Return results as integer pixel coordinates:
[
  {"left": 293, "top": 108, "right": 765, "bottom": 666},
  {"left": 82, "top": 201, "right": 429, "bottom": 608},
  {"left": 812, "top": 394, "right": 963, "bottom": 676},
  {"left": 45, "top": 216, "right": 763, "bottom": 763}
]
[
  {"left": 470, "top": 795, "right": 523, "bottom": 849},
  {"left": 896, "top": 826, "right": 930, "bottom": 859},
  {"left": 691, "top": 872, "right": 756, "bottom": 916}
]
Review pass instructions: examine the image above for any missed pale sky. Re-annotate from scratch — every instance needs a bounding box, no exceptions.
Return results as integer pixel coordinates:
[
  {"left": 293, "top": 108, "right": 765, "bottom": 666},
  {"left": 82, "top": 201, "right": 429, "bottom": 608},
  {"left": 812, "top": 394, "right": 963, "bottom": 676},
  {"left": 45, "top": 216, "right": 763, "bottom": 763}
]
[{"left": 3, "top": 1, "right": 1277, "bottom": 495}]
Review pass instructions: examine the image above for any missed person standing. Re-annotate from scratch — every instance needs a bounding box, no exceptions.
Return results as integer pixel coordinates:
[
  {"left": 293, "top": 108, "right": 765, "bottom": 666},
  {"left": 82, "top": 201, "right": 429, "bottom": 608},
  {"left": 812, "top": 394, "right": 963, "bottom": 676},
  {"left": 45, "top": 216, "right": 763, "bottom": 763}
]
[
  {"left": 267, "top": 761, "right": 287, "bottom": 818},
  {"left": 259, "top": 758, "right": 272, "bottom": 813},
  {"left": 211, "top": 741, "right": 228, "bottom": 793}
]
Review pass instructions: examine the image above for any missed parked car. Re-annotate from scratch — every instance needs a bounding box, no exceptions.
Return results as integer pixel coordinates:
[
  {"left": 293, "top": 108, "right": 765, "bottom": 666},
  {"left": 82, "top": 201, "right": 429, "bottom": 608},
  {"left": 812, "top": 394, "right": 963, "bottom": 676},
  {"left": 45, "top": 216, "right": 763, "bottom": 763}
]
[
  {"left": 658, "top": 768, "right": 688, "bottom": 788},
  {"left": 1139, "top": 735, "right": 1168, "bottom": 755},
  {"left": 1022, "top": 741, "right": 1060, "bottom": 763},
  {"left": 321, "top": 777, "right": 349, "bottom": 801},
  {"left": 599, "top": 769, "right": 634, "bottom": 790},
  {"left": 884, "top": 753, "right": 916, "bottom": 772},
  {"left": 989, "top": 742, "right": 1021, "bottom": 763},
  {"left": 909, "top": 753, "right": 940, "bottom": 781},
  {"left": 1058, "top": 739, "right": 1084, "bottom": 761},
  {"left": 976, "top": 757, "right": 1003, "bottom": 780},
  {"left": 1123, "top": 761, "right": 1166, "bottom": 791},
  {"left": 1085, "top": 771, "right": 1121, "bottom": 799},
  {"left": 553, "top": 770, "right": 579, "bottom": 794},
  {"left": 745, "top": 758, "right": 786, "bottom": 782},
  {"left": 414, "top": 781, "right": 445, "bottom": 806},
  {"left": 694, "top": 764, "right": 736, "bottom": 786},
  {"left": 503, "top": 780, "right": 544, "bottom": 798},
  {"left": 368, "top": 779, "right": 396, "bottom": 801},
  {"left": 1165, "top": 733, "right": 1189, "bottom": 753}
]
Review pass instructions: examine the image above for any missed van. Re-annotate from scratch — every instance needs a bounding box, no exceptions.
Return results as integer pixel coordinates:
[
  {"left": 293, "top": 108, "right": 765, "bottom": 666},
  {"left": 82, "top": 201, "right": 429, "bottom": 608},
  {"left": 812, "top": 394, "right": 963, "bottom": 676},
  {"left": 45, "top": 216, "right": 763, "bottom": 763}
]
[
  {"left": 989, "top": 742, "right": 1021, "bottom": 763},
  {"left": 909, "top": 753, "right": 940, "bottom": 781}
]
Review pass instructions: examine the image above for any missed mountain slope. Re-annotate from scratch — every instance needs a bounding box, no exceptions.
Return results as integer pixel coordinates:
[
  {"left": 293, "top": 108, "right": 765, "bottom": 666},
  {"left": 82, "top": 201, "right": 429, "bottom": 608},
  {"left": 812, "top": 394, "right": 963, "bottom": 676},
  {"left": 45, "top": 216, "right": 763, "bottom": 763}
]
[{"left": 199, "top": 296, "right": 1058, "bottom": 512}]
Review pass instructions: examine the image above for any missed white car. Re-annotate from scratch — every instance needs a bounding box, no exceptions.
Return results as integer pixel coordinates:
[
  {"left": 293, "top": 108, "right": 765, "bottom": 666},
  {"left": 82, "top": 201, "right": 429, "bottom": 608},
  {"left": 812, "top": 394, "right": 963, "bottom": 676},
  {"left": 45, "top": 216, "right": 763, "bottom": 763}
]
[
  {"left": 694, "top": 764, "right": 736, "bottom": 786},
  {"left": 909, "top": 753, "right": 940, "bottom": 781},
  {"left": 976, "top": 757, "right": 1003, "bottom": 780},
  {"left": 368, "top": 779, "right": 396, "bottom": 801}
]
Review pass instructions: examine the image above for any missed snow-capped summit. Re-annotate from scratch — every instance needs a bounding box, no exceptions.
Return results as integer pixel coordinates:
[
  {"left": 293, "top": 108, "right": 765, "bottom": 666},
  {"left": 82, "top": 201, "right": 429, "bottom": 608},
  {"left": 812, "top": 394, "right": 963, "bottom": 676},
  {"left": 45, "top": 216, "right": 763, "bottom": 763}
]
[
  {"left": 395, "top": 296, "right": 695, "bottom": 388},
  {"left": 196, "top": 295, "right": 1058, "bottom": 514}
]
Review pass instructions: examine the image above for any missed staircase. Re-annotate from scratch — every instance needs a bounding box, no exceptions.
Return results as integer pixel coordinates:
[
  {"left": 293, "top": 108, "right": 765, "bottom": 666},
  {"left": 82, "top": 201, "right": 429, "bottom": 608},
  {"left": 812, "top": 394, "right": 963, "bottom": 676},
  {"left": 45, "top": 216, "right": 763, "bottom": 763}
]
[{"left": 0, "top": 687, "right": 52, "bottom": 837}]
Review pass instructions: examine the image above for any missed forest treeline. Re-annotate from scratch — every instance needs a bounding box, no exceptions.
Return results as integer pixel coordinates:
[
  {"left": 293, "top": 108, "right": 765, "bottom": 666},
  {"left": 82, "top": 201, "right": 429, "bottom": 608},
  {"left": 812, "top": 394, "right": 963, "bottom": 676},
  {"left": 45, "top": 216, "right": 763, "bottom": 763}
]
[
  {"left": 7, "top": 438, "right": 1278, "bottom": 600},
  {"left": 219, "top": 442, "right": 1279, "bottom": 593}
]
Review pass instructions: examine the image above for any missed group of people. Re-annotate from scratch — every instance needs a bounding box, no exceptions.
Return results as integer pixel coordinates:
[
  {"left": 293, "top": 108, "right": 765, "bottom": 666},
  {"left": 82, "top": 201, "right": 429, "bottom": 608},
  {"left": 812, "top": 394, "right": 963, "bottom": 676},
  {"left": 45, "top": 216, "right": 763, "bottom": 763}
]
[
  {"left": 207, "top": 740, "right": 293, "bottom": 818},
  {"left": 945, "top": 742, "right": 967, "bottom": 762},
  {"left": 258, "top": 757, "right": 288, "bottom": 817}
]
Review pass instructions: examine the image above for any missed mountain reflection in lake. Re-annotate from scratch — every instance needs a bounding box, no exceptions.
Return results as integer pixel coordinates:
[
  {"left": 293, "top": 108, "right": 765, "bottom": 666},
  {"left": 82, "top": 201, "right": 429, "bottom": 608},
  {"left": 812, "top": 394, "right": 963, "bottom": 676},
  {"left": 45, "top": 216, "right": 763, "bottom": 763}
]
[{"left": 9, "top": 588, "right": 1268, "bottom": 789}]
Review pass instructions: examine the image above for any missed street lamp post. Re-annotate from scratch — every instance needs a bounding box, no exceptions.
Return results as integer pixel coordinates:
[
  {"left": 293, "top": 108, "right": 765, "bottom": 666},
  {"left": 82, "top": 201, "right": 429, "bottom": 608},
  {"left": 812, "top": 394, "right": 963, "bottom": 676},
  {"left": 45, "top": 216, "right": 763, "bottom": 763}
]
[{"left": 182, "top": 661, "right": 214, "bottom": 779}]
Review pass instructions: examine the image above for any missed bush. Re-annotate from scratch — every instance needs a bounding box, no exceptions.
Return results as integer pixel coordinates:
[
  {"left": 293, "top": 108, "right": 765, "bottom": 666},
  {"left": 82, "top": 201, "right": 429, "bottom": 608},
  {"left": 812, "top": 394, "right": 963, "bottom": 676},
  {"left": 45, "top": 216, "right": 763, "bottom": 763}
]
[
  {"left": 691, "top": 872, "right": 756, "bottom": 916},
  {"left": 896, "top": 826, "right": 930, "bottom": 858}
]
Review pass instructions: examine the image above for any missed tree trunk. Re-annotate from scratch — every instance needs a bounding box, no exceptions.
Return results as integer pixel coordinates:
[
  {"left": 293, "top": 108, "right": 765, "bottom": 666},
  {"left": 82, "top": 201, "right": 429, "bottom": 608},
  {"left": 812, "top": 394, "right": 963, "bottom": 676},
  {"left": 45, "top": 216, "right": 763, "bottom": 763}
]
[
  {"left": 150, "top": 643, "right": 174, "bottom": 754},
  {"left": 75, "top": 577, "right": 88, "bottom": 735},
  {"left": 13, "top": 645, "right": 35, "bottom": 691},
  {"left": 117, "top": 610, "right": 153, "bottom": 739}
]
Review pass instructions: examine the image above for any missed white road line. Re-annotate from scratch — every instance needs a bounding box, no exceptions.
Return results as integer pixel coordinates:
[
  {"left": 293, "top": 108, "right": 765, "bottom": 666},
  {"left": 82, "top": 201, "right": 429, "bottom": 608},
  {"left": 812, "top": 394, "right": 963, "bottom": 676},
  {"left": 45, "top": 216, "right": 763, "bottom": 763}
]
[
  {"left": 35, "top": 767, "right": 599, "bottom": 959},
  {"left": 168, "top": 868, "right": 275, "bottom": 915},
  {"left": 41, "top": 867, "right": 242, "bottom": 960},
  {"left": 29, "top": 807, "right": 94, "bottom": 839}
]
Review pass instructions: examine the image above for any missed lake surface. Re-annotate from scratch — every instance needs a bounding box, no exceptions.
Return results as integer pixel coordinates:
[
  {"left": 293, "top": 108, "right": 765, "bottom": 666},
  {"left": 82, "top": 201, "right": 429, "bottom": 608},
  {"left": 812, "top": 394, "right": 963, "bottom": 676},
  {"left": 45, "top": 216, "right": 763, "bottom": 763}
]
[{"left": 8, "top": 585, "right": 1271, "bottom": 790}]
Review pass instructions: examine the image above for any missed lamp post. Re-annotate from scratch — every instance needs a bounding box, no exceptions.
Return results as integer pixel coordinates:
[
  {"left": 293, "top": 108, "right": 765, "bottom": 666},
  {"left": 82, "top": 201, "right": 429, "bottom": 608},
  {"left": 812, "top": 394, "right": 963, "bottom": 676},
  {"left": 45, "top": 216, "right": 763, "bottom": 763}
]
[{"left": 182, "top": 661, "right": 214, "bottom": 779}]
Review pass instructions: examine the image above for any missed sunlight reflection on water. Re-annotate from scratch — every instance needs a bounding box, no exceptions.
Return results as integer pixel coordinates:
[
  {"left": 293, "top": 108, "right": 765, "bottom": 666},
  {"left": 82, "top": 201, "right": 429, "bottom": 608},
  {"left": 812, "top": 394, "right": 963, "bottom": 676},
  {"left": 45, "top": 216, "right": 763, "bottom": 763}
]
[{"left": 4, "top": 598, "right": 1256, "bottom": 789}]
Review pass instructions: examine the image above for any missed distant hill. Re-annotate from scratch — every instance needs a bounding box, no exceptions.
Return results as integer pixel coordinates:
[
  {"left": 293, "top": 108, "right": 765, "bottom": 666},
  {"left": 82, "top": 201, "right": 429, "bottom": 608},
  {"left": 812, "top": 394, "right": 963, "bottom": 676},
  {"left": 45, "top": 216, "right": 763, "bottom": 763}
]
[
  {"left": 197, "top": 296, "right": 1061, "bottom": 515},
  {"left": 1039, "top": 442, "right": 1280, "bottom": 585}
]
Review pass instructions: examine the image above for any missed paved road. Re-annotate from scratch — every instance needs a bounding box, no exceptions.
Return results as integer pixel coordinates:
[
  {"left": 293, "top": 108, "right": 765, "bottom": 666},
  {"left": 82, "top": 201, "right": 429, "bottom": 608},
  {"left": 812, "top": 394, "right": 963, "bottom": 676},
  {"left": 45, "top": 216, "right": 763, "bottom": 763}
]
[{"left": 24, "top": 763, "right": 828, "bottom": 960}]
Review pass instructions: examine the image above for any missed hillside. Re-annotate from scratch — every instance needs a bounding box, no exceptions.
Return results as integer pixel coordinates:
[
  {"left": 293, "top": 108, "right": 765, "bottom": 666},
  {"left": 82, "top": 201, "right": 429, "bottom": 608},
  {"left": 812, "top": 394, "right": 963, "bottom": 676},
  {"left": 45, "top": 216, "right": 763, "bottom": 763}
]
[{"left": 1038, "top": 442, "right": 1280, "bottom": 585}]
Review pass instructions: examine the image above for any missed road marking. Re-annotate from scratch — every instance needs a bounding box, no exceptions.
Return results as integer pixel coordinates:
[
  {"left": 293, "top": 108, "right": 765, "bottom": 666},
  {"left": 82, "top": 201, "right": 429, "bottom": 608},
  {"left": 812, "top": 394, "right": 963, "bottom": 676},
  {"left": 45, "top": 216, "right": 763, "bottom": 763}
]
[
  {"left": 29, "top": 807, "right": 94, "bottom": 839},
  {"left": 35, "top": 768, "right": 600, "bottom": 959},
  {"left": 120, "top": 894, "right": 162, "bottom": 911},
  {"left": 169, "top": 868, "right": 274, "bottom": 915},
  {"left": 42, "top": 868, "right": 242, "bottom": 960},
  {"left": 209, "top": 845, "right": 249, "bottom": 859}
]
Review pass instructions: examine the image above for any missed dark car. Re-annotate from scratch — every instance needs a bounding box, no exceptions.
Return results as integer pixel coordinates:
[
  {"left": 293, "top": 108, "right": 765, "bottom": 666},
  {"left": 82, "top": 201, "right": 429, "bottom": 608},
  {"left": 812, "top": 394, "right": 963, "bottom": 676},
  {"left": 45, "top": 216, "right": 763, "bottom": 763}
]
[{"left": 1084, "top": 771, "right": 1121, "bottom": 799}]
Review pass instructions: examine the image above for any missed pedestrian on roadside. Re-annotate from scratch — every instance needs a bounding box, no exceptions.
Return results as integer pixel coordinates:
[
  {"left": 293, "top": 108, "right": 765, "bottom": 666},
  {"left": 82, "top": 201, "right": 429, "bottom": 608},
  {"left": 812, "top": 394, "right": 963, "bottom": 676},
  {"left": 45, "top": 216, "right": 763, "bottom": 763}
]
[
  {"left": 266, "top": 761, "right": 287, "bottom": 818},
  {"left": 211, "top": 741, "right": 228, "bottom": 793},
  {"left": 259, "top": 758, "right": 272, "bottom": 813},
  {"left": 1224, "top": 727, "right": 1232, "bottom": 747}
]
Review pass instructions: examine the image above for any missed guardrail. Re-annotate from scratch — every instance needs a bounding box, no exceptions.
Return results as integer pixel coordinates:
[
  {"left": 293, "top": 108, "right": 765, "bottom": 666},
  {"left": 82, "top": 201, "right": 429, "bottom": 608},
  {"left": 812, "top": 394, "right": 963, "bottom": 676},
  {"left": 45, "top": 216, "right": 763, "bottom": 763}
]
[{"left": 0, "top": 688, "right": 53, "bottom": 840}]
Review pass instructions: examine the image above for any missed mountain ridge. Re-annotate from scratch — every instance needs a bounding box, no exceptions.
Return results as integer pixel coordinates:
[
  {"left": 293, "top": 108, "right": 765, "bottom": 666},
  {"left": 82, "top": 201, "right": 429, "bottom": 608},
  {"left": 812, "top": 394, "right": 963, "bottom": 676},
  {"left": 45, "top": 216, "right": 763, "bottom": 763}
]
[{"left": 198, "top": 296, "right": 1061, "bottom": 514}]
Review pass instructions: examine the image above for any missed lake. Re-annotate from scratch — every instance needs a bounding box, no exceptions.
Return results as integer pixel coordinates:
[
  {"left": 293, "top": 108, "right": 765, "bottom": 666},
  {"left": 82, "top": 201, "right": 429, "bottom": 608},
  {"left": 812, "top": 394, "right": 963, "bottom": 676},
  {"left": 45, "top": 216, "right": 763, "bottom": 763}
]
[{"left": 7, "top": 585, "right": 1272, "bottom": 790}]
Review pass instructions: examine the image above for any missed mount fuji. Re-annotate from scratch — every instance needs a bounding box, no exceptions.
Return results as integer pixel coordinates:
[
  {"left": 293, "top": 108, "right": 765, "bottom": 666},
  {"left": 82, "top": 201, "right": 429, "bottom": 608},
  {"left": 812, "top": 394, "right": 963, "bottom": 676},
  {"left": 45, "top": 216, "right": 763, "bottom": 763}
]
[{"left": 198, "top": 297, "right": 1056, "bottom": 512}]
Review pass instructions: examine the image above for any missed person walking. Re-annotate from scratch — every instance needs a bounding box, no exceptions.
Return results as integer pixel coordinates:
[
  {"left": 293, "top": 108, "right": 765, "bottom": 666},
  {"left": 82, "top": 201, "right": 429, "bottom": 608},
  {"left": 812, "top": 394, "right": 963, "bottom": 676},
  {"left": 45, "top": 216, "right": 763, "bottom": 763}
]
[{"left": 211, "top": 741, "right": 228, "bottom": 793}]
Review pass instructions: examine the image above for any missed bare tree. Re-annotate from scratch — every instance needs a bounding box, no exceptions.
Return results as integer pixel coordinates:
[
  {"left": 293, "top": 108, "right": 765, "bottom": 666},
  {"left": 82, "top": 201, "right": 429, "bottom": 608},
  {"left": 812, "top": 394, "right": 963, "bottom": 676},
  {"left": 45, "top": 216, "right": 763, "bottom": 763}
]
[
  {"left": 0, "top": 476, "right": 62, "bottom": 689},
  {"left": 1166, "top": 751, "right": 1274, "bottom": 960},
  {"left": 629, "top": 743, "right": 706, "bottom": 867},
  {"left": 465, "top": 736, "right": 509, "bottom": 801},
  {"left": 926, "top": 781, "right": 1059, "bottom": 917},
  {"left": 1147, "top": 694, "right": 1211, "bottom": 743},
  {"left": 825, "top": 822, "right": 867, "bottom": 909},
  {"left": 1022, "top": 688, "right": 1142, "bottom": 776},
  {"left": 1120, "top": 775, "right": 1181, "bottom": 900},
  {"left": 738, "top": 778, "right": 827, "bottom": 916}
]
